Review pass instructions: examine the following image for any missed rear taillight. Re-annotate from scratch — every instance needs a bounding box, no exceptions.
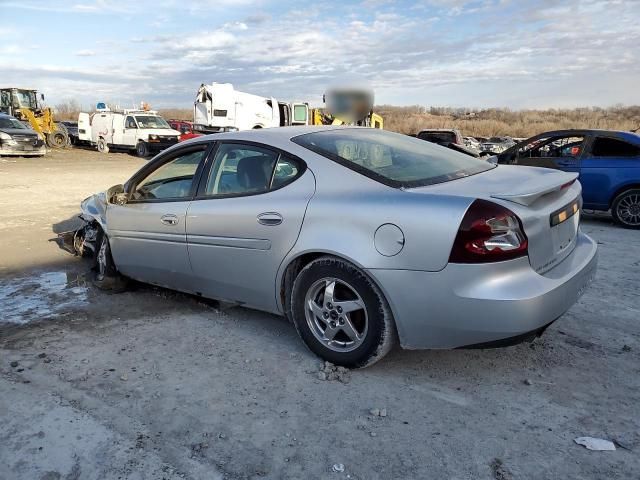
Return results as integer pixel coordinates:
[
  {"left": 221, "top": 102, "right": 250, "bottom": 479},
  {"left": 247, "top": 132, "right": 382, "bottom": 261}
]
[{"left": 449, "top": 199, "right": 528, "bottom": 263}]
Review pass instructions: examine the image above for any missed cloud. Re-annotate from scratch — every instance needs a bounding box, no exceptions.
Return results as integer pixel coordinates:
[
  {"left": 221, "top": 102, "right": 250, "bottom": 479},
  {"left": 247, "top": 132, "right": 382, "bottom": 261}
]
[
  {"left": 3, "top": 0, "right": 638, "bottom": 108},
  {"left": 75, "top": 49, "right": 97, "bottom": 57}
]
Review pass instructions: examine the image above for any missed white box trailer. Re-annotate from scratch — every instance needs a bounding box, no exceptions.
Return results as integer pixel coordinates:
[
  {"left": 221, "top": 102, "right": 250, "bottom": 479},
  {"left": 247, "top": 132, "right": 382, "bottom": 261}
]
[
  {"left": 78, "top": 107, "right": 180, "bottom": 157},
  {"left": 193, "top": 83, "right": 309, "bottom": 133}
]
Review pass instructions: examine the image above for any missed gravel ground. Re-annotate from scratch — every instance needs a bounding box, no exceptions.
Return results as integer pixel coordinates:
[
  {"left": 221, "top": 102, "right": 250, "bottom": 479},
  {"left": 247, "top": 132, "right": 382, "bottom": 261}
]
[{"left": 1, "top": 148, "right": 639, "bottom": 480}]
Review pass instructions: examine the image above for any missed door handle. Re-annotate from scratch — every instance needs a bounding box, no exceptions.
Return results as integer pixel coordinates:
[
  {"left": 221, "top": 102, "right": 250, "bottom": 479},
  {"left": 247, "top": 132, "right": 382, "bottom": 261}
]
[
  {"left": 257, "top": 212, "right": 283, "bottom": 226},
  {"left": 160, "top": 214, "right": 179, "bottom": 226}
]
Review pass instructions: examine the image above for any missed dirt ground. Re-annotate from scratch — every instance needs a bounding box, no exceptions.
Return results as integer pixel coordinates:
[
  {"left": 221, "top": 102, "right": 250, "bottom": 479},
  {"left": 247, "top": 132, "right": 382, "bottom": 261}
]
[{"left": 1, "top": 148, "right": 639, "bottom": 480}]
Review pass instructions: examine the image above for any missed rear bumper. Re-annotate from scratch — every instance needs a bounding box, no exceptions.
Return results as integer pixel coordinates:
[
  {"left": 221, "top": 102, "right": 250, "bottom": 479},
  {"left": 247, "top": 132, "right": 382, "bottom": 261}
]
[{"left": 367, "top": 230, "right": 598, "bottom": 349}]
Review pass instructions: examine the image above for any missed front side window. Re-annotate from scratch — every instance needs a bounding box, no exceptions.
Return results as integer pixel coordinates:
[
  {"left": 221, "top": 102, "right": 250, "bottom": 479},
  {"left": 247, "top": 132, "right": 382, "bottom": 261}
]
[
  {"left": 293, "top": 128, "right": 493, "bottom": 188},
  {"left": 293, "top": 105, "right": 307, "bottom": 122},
  {"left": 125, "top": 116, "right": 137, "bottom": 129},
  {"left": 592, "top": 137, "right": 640, "bottom": 157},
  {"left": 205, "top": 143, "right": 280, "bottom": 196},
  {"left": 518, "top": 136, "right": 585, "bottom": 159},
  {"left": 134, "top": 116, "right": 170, "bottom": 129},
  {"left": 132, "top": 147, "right": 207, "bottom": 200}
]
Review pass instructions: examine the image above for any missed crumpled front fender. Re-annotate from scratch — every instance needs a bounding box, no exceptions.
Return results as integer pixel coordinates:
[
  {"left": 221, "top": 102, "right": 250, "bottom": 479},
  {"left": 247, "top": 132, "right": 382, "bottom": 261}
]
[{"left": 80, "top": 191, "right": 108, "bottom": 232}]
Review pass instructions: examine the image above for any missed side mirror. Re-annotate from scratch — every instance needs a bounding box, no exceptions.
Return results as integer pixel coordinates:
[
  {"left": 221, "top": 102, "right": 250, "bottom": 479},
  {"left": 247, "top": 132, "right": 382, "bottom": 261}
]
[
  {"left": 40, "top": 94, "right": 45, "bottom": 101},
  {"left": 107, "top": 184, "right": 127, "bottom": 205}
]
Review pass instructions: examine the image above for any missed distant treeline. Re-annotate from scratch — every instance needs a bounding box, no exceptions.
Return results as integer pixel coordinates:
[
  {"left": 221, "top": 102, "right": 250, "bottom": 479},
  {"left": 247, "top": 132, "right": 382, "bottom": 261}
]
[
  {"left": 53, "top": 100, "right": 640, "bottom": 138},
  {"left": 378, "top": 105, "right": 640, "bottom": 138}
]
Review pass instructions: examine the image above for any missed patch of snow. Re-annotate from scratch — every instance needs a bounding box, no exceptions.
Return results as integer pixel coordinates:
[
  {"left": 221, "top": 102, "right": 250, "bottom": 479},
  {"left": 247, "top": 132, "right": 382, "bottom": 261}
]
[{"left": 0, "top": 271, "right": 88, "bottom": 324}]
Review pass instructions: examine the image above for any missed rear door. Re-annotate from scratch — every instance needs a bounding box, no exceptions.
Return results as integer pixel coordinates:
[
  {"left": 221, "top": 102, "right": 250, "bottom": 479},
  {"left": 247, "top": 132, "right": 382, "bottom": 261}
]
[
  {"left": 186, "top": 141, "right": 315, "bottom": 312},
  {"left": 107, "top": 143, "right": 211, "bottom": 291},
  {"left": 579, "top": 135, "right": 640, "bottom": 209}
]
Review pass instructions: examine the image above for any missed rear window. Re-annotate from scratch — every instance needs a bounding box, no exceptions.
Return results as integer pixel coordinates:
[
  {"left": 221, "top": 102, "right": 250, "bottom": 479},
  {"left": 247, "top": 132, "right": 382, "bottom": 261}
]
[
  {"left": 417, "top": 131, "right": 457, "bottom": 145},
  {"left": 292, "top": 128, "right": 494, "bottom": 188}
]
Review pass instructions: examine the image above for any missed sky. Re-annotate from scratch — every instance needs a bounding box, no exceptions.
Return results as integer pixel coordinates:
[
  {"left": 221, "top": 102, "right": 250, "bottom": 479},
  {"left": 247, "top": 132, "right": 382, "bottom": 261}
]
[{"left": 0, "top": 0, "right": 638, "bottom": 110}]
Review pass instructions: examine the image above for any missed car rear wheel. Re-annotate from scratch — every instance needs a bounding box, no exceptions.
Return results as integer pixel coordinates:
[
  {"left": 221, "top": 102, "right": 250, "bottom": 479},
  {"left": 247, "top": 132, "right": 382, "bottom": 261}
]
[
  {"left": 612, "top": 189, "right": 640, "bottom": 229},
  {"left": 97, "top": 137, "right": 109, "bottom": 154},
  {"left": 290, "top": 256, "right": 396, "bottom": 368}
]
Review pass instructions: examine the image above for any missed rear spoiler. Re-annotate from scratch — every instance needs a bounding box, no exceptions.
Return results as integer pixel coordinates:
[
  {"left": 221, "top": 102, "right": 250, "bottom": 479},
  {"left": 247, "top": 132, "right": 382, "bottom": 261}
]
[{"left": 490, "top": 171, "right": 579, "bottom": 206}]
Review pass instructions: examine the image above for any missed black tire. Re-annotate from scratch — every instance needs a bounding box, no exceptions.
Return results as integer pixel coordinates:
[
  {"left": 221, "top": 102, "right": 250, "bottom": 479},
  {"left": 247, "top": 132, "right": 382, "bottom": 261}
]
[
  {"left": 136, "top": 141, "right": 149, "bottom": 157},
  {"left": 46, "top": 124, "right": 69, "bottom": 148},
  {"left": 290, "top": 256, "right": 396, "bottom": 368},
  {"left": 93, "top": 229, "right": 128, "bottom": 292},
  {"left": 97, "top": 137, "right": 109, "bottom": 154},
  {"left": 611, "top": 189, "right": 640, "bottom": 229}
]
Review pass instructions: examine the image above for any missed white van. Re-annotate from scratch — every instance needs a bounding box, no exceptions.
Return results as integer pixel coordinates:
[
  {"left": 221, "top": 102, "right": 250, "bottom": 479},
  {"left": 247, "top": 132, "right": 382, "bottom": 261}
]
[
  {"left": 78, "top": 107, "right": 180, "bottom": 157},
  {"left": 193, "top": 83, "right": 309, "bottom": 133}
]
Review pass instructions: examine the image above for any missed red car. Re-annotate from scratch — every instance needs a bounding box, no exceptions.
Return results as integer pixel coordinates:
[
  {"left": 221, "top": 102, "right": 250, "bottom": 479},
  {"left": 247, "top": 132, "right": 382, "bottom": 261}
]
[{"left": 168, "top": 120, "right": 202, "bottom": 142}]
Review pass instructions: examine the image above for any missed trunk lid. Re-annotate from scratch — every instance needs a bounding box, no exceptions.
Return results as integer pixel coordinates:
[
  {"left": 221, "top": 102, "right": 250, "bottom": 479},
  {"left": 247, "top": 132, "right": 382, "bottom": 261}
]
[{"left": 409, "top": 165, "right": 582, "bottom": 275}]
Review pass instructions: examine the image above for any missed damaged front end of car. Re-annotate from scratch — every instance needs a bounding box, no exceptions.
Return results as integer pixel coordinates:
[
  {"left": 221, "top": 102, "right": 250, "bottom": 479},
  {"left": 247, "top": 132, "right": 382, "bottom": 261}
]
[{"left": 57, "top": 184, "right": 124, "bottom": 257}]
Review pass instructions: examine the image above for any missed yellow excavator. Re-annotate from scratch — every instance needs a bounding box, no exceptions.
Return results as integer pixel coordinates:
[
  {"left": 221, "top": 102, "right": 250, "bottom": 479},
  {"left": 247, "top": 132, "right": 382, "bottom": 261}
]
[
  {"left": 0, "top": 87, "right": 69, "bottom": 148},
  {"left": 310, "top": 88, "right": 383, "bottom": 129}
]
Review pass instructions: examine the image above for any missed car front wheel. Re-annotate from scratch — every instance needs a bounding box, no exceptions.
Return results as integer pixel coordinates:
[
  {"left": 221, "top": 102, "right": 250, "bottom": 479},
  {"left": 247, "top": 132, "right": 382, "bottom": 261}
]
[
  {"left": 93, "top": 230, "right": 128, "bottom": 292},
  {"left": 290, "top": 256, "right": 396, "bottom": 368},
  {"left": 612, "top": 189, "right": 640, "bottom": 229},
  {"left": 136, "top": 141, "right": 149, "bottom": 158}
]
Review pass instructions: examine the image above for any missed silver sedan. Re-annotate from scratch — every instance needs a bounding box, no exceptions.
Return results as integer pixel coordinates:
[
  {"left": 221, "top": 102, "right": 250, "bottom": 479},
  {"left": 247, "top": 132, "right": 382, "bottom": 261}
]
[{"left": 75, "top": 127, "right": 598, "bottom": 367}]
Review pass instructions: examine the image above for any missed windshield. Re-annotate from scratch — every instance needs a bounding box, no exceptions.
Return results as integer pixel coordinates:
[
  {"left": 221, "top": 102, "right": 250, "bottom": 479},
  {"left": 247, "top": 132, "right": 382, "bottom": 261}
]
[
  {"left": 15, "top": 90, "right": 38, "bottom": 109},
  {"left": 292, "top": 128, "right": 494, "bottom": 188},
  {"left": 134, "top": 116, "right": 170, "bottom": 129},
  {"left": 0, "top": 116, "right": 27, "bottom": 129}
]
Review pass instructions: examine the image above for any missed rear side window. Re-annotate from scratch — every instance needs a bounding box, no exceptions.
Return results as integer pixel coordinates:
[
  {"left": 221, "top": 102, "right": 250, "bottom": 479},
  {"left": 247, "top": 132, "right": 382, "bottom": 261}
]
[
  {"left": 293, "top": 128, "right": 493, "bottom": 188},
  {"left": 591, "top": 137, "right": 640, "bottom": 157}
]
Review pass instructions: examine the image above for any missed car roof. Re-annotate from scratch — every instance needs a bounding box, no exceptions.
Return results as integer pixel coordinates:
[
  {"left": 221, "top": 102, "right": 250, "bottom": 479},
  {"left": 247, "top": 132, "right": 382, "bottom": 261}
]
[
  {"left": 417, "top": 128, "right": 459, "bottom": 133},
  {"left": 185, "top": 125, "right": 361, "bottom": 145},
  {"left": 529, "top": 129, "right": 640, "bottom": 142}
]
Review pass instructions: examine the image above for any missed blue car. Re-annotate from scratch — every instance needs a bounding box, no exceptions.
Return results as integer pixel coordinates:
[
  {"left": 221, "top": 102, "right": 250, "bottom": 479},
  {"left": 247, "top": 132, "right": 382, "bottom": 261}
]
[{"left": 496, "top": 129, "right": 640, "bottom": 228}]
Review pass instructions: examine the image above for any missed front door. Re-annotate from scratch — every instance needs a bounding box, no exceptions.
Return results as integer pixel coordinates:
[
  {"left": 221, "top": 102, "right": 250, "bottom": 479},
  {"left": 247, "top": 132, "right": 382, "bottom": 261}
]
[
  {"left": 107, "top": 143, "right": 211, "bottom": 291},
  {"left": 186, "top": 141, "right": 315, "bottom": 312},
  {"left": 514, "top": 134, "right": 585, "bottom": 172},
  {"left": 121, "top": 115, "right": 138, "bottom": 147}
]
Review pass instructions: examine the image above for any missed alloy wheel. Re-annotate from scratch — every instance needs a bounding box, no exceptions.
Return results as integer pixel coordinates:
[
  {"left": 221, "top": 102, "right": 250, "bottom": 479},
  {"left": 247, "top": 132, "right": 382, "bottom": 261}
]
[
  {"left": 304, "top": 277, "right": 368, "bottom": 353},
  {"left": 616, "top": 193, "right": 640, "bottom": 226},
  {"left": 97, "top": 238, "right": 107, "bottom": 279}
]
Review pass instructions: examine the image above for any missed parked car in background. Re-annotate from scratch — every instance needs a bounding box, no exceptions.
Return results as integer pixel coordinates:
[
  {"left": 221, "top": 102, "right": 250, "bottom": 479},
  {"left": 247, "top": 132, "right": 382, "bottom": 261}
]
[
  {"left": 0, "top": 112, "right": 46, "bottom": 157},
  {"left": 72, "top": 127, "right": 597, "bottom": 367},
  {"left": 496, "top": 129, "right": 640, "bottom": 228},
  {"left": 416, "top": 129, "right": 479, "bottom": 157},
  {"left": 463, "top": 136, "right": 481, "bottom": 151},
  {"left": 168, "top": 120, "right": 203, "bottom": 142},
  {"left": 480, "top": 136, "right": 516, "bottom": 156},
  {"left": 60, "top": 121, "right": 79, "bottom": 145}
]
